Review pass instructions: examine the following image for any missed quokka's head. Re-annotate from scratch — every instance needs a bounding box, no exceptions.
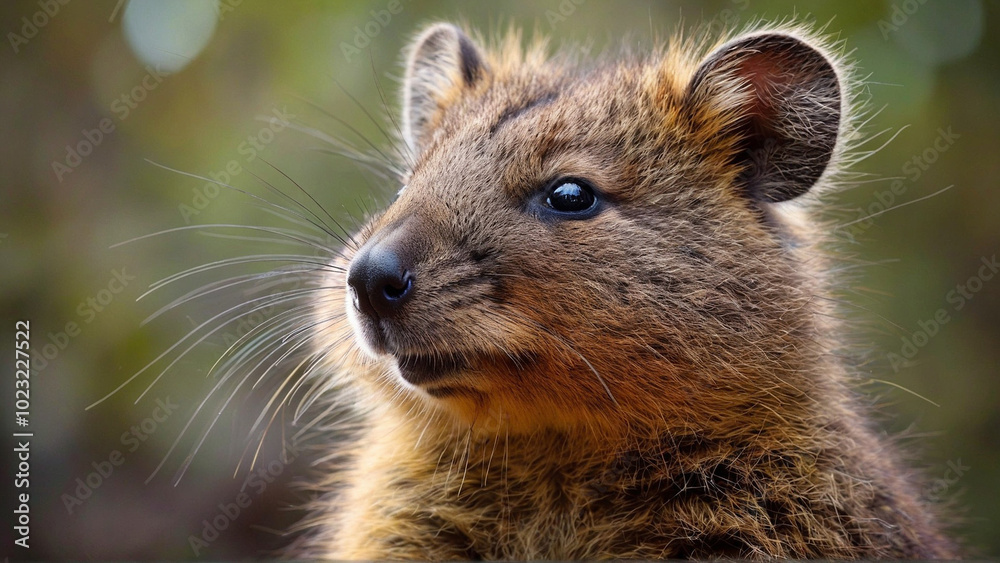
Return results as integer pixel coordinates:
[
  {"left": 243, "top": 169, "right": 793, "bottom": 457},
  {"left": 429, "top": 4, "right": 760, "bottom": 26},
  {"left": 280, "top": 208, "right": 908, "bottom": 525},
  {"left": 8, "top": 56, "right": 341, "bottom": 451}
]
[{"left": 321, "top": 23, "right": 850, "bottom": 437}]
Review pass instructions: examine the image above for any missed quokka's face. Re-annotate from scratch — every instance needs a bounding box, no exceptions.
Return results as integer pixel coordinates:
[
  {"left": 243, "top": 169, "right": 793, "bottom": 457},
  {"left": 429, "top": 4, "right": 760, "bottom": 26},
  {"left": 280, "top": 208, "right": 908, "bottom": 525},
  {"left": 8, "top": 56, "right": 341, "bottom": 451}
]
[{"left": 332, "top": 24, "right": 845, "bottom": 434}]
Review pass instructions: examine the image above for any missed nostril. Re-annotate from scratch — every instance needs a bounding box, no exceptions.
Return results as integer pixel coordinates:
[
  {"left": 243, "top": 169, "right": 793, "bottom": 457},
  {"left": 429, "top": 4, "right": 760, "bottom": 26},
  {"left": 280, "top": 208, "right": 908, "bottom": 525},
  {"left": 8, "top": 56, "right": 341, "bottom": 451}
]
[{"left": 383, "top": 271, "right": 413, "bottom": 301}]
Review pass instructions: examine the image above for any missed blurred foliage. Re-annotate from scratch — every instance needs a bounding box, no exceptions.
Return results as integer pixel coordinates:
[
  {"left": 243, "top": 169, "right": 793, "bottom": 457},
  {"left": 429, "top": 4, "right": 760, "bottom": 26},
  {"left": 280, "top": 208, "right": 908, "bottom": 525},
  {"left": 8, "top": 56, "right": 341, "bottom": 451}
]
[{"left": 0, "top": 0, "right": 997, "bottom": 559}]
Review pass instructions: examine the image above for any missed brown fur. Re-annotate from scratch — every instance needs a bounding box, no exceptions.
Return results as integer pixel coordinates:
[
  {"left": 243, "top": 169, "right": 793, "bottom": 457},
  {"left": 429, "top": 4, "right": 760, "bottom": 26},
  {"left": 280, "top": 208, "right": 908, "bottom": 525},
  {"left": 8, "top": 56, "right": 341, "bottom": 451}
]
[{"left": 293, "top": 21, "right": 957, "bottom": 559}]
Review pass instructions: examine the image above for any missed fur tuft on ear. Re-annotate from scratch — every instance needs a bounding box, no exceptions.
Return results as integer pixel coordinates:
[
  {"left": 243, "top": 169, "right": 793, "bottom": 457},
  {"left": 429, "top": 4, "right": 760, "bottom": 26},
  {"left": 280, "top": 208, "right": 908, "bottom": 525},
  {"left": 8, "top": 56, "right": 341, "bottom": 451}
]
[
  {"left": 402, "top": 23, "right": 487, "bottom": 156},
  {"left": 687, "top": 32, "right": 842, "bottom": 202}
]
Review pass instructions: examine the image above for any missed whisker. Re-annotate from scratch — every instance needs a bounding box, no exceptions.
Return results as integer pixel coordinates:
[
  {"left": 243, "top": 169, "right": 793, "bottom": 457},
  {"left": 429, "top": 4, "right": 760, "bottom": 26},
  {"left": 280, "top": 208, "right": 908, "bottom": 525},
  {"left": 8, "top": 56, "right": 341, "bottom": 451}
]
[
  {"left": 259, "top": 157, "right": 361, "bottom": 250},
  {"left": 285, "top": 120, "right": 399, "bottom": 179},
  {"left": 293, "top": 330, "right": 355, "bottom": 421},
  {"left": 214, "top": 319, "right": 320, "bottom": 468},
  {"left": 196, "top": 230, "right": 320, "bottom": 248},
  {"left": 153, "top": 254, "right": 333, "bottom": 286},
  {"left": 138, "top": 159, "right": 362, "bottom": 239},
  {"left": 296, "top": 92, "right": 401, "bottom": 175},
  {"left": 207, "top": 304, "right": 318, "bottom": 382},
  {"left": 335, "top": 80, "right": 411, "bottom": 169},
  {"left": 86, "top": 287, "right": 331, "bottom": 410},
  {"left": 242, "top": 334, "right": 326, "bottom": 464},
  {"left": 141, "top": 267, "right": 319, "bottom": 325},
  {"left": 134, "top": 291, "right": 330, "bottom": 405},
  {"left": 369, "top": 52, "right": 414, "bottom": 169},
  {"left": 836, "top": 184, "right": 955, "bottom": 229},
  {"left": 242, "top": 167, "right": 348, "bottom": 248},
  {"left": 153, "top": 304, "right": 322, "bottom": 485},
  {"left": 112, "top": 223, "right": 338, "bottom": 258},
  {"left": 140, "top": 255, "right": 335, "bottom": 302},
  {"left": 840, "top": 124, "right": 908, "bottom": 166}
]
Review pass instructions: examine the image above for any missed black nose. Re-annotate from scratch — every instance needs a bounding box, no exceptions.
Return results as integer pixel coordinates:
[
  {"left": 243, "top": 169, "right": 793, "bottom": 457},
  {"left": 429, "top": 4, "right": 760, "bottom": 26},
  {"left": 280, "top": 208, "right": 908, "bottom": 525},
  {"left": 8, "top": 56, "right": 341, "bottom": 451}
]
[{"left": 347, "top": 242, "right": 415, "bottom": 320}]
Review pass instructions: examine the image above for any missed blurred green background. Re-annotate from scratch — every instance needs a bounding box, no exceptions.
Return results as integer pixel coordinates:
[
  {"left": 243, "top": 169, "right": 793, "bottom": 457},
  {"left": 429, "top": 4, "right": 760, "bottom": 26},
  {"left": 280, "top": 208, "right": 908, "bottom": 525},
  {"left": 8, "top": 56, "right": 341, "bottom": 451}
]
[{"left": 0, "top": 0, "right": 997, "bottom": 559}]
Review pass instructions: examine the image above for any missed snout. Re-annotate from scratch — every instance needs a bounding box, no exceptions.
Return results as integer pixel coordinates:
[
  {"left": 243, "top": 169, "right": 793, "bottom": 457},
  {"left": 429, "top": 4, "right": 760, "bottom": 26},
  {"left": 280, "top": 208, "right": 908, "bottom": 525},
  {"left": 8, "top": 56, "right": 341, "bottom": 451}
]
[
  {"left": 347, "top": 237, "right": 416, "bottom": 321},
  {"left": 345, "top": 214, "right": 490, "bottom": 388}
]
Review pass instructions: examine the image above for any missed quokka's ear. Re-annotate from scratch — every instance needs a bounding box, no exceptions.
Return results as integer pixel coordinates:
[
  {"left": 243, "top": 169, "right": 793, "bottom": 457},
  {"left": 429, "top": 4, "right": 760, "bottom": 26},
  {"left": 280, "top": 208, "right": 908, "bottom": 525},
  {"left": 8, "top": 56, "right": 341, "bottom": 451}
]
[
  {"left": 402, "top": 23, "right": 487, "bottom": 156},
  {"left": 687, "top": 32, "right": 842, "bottom": 202}
]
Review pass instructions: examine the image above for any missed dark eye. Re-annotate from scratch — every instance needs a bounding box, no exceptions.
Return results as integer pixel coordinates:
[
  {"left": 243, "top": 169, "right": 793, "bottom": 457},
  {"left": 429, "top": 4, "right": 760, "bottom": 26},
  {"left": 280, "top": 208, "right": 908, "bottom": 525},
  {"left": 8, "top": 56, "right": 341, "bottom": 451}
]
[{"left": 545, "top": 180, "right": 598, "bottom": 214}]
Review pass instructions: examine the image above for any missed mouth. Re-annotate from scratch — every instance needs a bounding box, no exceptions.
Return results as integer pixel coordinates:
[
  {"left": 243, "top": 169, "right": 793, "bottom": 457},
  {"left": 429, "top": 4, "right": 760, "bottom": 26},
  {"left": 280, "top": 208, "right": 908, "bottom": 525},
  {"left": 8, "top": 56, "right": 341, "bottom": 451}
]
[{"left": 394, "top": 351, "right": 470, "bottom": 386}]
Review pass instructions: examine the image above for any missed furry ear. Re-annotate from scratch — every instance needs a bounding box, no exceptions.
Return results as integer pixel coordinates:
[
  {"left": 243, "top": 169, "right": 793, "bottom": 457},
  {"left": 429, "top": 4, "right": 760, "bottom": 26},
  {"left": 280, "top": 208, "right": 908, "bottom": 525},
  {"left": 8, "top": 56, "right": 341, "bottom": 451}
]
[
  {"left": 687, "top": 32, "right": 842, "bottom": 202},
  {"left": 402, "top": 23, "right": 487, "bottom": 155}
]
